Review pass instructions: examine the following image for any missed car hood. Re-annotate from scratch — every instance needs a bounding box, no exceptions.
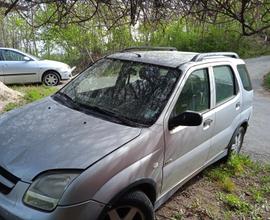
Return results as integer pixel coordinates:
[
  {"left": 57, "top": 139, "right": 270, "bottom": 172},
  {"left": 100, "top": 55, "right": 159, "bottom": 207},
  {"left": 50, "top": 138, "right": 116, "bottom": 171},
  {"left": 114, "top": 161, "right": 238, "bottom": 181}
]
[
  {"left": 38, "top": 60, "right": 70, "bottom": 69},
  {"left": 0, "top": 97, "right": 141, "bottom": 182}
]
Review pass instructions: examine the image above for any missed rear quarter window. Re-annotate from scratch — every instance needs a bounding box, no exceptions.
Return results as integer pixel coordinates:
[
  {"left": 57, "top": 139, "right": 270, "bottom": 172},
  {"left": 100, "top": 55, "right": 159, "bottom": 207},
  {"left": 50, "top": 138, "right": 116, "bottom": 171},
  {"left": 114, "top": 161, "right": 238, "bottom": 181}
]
[{"left": 237, "top": 64, "right": 252, "bottom": 91}]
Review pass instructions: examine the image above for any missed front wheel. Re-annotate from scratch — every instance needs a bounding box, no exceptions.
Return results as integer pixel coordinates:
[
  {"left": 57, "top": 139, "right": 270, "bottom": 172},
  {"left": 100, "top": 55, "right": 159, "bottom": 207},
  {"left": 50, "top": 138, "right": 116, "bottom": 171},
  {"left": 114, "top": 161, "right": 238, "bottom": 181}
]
[
  {"left": 42, "top": 71, "right": 60, "bottom": 86},
  {"left": 103, "top": 191, "right": 154, "bottom": 220}
]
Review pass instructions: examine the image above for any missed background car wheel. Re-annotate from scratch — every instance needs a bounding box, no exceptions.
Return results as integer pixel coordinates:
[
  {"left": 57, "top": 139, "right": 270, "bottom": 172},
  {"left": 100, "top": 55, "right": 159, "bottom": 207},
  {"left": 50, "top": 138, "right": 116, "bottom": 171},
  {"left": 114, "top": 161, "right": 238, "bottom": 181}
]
[
  {"left": 43, "top": 71, "right": 60, "bottom": 86},
  {"left": 104, "top": 191, "right": 154, "bottom": 220},
  {"left": 229, "top": 126, "right": 246, "bottom": 155}
]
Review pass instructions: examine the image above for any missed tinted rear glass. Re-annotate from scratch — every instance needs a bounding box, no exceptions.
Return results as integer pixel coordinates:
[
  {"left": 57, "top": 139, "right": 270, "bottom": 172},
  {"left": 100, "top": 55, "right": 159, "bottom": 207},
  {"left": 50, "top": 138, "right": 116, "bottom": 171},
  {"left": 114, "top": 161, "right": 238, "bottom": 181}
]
[{"left": 237, "top": 64, "right": 252, "bottom": 91}]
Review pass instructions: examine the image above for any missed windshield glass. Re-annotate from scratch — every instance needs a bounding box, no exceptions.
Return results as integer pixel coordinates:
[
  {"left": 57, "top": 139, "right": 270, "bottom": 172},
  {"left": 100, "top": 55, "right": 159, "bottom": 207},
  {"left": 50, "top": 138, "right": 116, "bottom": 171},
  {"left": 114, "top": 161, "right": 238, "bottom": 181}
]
[
  {"left": 57, "top": 58, "right": 180, "bottom": 126},
  {"left": 23, "top": 51, "right": 40, "bottom": 60}
]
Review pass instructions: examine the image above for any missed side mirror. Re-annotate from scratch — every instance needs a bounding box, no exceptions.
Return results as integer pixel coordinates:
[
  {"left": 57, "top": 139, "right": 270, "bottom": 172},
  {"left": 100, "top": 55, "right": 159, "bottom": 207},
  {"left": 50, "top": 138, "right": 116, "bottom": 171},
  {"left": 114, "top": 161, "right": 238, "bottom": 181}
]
[
  {"left": 168, "top": 111, "right": 203, "bottom": 130},
  {"left": 23, "top": 56, "right": 31, "bottom": 61}
]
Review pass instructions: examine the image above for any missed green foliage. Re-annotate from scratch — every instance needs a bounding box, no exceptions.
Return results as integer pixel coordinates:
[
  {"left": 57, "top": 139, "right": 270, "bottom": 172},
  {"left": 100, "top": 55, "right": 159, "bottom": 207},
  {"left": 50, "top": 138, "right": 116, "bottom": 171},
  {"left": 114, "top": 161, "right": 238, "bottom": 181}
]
[
  {"left": 205, "top": 154, "right": 255, "bottom": 192},
  {"left": 206, "top": 167, "right": 236, "bottom": 192},
  {"left": 3, "top": 85, "right": 58, "bottom": 112},
  {"left": 3, "top": 8, "right": 270, "bottom": 71},
  {"left": 22, "top": 86, "right": 57, "bottom": 103},
  {"left": 222, "top": 177, "right": 236, "bottom": 193},
  {"left": 171, "top": 212, "right": 183, "bottom": 220},
  {"left": 218, "top": 193, "right": 251, "bottom": 213},
  {"left": 227, "top": 153, "right": 254, "bottom": 175},
  {"left": 3, "top": 102, "right": 21, "bottom": 112},
  {"left": 250, "top": 188, "right": 265, "bottom": 203},
  {"left": 264, "top": 73, "right": 270, "bottom": 90}
]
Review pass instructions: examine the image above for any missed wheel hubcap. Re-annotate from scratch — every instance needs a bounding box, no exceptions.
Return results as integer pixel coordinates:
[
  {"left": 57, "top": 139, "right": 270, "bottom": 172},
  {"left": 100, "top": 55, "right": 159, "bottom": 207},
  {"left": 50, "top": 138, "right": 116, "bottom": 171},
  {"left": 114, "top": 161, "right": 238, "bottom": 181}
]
[
  {"left": 231, "top": 131, "right": 243, "bottom": 153},
  {"left": 45, "top": 74, "right": 58, "bottom": 86},
  {"left": 106, "top": 206, "right": 145, "bottom": 220}
]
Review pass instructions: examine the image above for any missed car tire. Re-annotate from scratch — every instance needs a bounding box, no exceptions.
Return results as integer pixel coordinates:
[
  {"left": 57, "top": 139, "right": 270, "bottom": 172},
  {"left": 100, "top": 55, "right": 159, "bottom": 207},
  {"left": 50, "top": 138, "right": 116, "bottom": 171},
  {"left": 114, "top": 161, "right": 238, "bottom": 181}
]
[
  {"left": 42, "top": 71, "right": 60, "bottom": 86},
  {"left": 103, "top": 191, "right": 154, "bottom": 220},
  {"left": 228, "top": 126, "right": 246, "bottom": 156}
]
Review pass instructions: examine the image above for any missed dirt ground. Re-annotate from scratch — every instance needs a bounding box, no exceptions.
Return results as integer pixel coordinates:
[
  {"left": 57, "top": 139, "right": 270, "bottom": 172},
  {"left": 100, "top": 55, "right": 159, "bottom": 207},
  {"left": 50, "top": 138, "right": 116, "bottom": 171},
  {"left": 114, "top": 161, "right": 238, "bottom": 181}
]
[
  {"left": 156, "top": 161, "right": 270, "bottom": 220},
  {"left": 0, "top": 81, "right": 22, "bottom": 111}
]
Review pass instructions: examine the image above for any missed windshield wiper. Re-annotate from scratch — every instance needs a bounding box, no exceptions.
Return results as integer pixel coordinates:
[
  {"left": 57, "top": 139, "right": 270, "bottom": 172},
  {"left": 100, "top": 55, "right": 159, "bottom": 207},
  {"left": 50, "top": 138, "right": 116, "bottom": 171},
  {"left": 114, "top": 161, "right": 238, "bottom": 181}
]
[
  {"left": 78, "top": 104, "right": 143, "bottom": 127},
  {"left": 53, "top": 92, "right": 81, "bottom": 110}
]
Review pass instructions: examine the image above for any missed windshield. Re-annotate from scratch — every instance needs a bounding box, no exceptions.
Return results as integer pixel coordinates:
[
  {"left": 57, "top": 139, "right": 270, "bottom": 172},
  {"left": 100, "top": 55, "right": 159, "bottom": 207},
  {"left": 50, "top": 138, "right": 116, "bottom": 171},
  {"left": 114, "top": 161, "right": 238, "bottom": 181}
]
[
  {"left": 23, "top": 51, "right": 40, "bottom": 60},
  {"left": 57, "top": 58, "right": 180, "bottom": 126}
]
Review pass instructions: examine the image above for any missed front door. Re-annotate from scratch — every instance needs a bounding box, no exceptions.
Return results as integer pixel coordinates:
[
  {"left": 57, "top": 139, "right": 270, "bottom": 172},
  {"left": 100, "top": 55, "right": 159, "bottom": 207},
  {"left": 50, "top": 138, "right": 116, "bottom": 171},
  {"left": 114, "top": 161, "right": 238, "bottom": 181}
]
[{"left": 162, "top": 66, "right": 215, "bottom": 194}]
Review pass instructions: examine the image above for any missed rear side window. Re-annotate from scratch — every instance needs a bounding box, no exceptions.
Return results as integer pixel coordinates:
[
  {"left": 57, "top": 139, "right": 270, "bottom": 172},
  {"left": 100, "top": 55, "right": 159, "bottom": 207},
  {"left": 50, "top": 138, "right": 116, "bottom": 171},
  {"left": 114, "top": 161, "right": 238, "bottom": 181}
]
[
  {"left": 213, "top": 66, "right": 237, "bottom": 104},
  {"left": 237, "top": 64, "right": 252, "bottom": 91}
]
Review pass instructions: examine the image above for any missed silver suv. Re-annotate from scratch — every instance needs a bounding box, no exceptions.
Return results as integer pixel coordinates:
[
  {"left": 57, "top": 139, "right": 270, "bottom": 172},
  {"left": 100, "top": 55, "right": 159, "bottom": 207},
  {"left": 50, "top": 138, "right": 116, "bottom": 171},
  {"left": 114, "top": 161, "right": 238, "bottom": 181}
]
[{"left": 0, "top": 47, "right": 253, "bottom": 220}]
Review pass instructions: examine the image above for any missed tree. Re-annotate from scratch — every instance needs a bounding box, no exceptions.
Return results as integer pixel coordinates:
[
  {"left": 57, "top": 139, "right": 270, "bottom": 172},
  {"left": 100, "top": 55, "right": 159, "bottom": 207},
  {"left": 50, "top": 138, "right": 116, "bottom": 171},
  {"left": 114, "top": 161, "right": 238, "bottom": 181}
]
[{"left": 184, "top": 0, "right": 270, "bottom": 36}]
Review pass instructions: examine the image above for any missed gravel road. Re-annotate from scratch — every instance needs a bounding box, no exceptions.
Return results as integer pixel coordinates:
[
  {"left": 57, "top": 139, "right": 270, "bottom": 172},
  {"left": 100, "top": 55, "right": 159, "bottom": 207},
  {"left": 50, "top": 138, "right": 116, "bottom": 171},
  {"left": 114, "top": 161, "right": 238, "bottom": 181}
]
[{"left": 243, "top": 56, "right": 270, "bottom": 162}]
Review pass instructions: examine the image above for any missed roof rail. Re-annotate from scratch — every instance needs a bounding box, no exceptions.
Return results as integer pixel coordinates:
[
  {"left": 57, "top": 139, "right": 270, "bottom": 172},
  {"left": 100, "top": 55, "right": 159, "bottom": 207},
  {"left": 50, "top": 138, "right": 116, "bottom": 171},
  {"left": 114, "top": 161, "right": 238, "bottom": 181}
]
[
  {"left": 191, "top": 52, "right": 239, "bottom": 62},
  {"left": 121, "top": 46, "right": 177, "bottom": 52}
]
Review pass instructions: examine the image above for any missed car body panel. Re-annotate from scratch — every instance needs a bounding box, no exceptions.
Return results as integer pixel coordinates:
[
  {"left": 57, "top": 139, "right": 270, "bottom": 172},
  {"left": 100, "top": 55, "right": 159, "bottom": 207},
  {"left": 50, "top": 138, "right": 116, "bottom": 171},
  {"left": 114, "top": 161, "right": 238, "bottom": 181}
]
[
  {"left": 0, "top": 97, "right": 141, "bottom": 181},
  {"left": 2, "top": 60, "right": 39, "bottom": 84},
  {"left": 0, "top": 64, "right": 4, "bottom": 83},
  {"left": 108, "top": 51, "right": 198, "bottom": 68}
]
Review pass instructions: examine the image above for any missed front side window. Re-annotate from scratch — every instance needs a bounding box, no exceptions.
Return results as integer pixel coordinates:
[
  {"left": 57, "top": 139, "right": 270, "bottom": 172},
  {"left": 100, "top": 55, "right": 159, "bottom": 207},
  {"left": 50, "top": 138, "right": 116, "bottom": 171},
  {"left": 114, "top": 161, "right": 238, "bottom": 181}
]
[
  {"left": 172, "top": 68, "right": 210, "bottom": 117},
  {"left": 237, "top": 64, "right": 252, "bottom": 91},
  {"left": 213, "top": 66, "right": 237, "bottom": 104},
  {"left": 56, "top": 58, "right": 180, "bottom": 126},
  {"left": 2, "top": 50, "right": 24, "bottom": 61}
]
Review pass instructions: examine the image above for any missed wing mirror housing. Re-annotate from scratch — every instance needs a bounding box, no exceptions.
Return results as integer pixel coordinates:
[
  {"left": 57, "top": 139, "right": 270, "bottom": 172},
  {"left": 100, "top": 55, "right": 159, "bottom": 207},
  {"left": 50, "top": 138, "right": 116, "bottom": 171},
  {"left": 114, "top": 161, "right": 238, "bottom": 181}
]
[
  {"left": 23, "top": 56, "right": 31, "bottom": 61},
  {"left": 168, "top": 111, "right": 203, "bottom": 130}
]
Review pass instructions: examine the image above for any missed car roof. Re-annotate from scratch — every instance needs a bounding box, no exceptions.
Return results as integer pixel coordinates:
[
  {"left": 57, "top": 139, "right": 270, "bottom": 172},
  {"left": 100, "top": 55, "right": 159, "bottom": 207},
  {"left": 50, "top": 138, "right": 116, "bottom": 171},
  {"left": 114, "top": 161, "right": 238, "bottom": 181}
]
[
  {"left": 0, "top": 47, "right": 20, "bottom": 52},
  {"left": 107, "top": 50, "right": 243, "bottom": 69},
  {"left": 108, "top": 51, "right": 199, "bottom": 68}
]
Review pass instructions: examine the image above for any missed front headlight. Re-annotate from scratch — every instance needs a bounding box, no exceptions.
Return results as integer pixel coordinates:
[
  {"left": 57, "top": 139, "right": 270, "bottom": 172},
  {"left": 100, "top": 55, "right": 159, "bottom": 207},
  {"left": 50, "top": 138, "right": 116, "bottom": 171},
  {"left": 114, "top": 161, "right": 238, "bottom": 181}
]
[{"left": 23, "top": 172, "right": 79, "bottom": 211}]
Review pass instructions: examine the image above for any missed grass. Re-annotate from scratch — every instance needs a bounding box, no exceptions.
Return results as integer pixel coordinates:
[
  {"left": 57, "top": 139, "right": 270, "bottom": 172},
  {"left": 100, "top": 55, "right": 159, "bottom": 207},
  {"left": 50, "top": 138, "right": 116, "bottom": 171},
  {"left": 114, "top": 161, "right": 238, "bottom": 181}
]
[
  {"left": 218, "top": 193, "right": 251, "bottom": 213},
  {"left": 3, "top": 84, "right": 58, "bottom": 112},
  {"left": 264, "top": 72, "right": 270, "bottom": 90},
  {"left": 157, "top": 154, "right": 270, "bottom": 219}
]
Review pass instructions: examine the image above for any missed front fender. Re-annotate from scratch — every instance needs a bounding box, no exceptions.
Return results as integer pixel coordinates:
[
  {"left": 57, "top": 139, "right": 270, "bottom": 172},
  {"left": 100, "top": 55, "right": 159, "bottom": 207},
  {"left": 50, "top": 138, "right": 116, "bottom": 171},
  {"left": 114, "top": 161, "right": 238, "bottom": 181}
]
[
  {"left": 59, "top": 125, "right": 164, "bottom": 206},
  {"left": 92, "top": 149, "right": 161, "bottom": 204}
]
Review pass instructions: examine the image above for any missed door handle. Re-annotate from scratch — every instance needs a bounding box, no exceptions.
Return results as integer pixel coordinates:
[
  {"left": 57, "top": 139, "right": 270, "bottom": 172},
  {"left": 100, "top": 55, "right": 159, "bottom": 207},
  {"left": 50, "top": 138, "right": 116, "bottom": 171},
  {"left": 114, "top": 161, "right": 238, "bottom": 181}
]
[
  {"left": 236, "top": 102, "right": 241, "bottom": 110},
  {"left": 203, "top": 119, "right": 213, "bottom": 130}
]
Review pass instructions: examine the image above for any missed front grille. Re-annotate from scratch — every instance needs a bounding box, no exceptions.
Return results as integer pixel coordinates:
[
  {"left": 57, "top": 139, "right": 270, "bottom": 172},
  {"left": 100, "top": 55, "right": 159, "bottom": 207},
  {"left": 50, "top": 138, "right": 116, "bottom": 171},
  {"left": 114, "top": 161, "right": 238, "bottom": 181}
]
[{"left": 0, "top": 166, "right": 19, "bottom": 195}]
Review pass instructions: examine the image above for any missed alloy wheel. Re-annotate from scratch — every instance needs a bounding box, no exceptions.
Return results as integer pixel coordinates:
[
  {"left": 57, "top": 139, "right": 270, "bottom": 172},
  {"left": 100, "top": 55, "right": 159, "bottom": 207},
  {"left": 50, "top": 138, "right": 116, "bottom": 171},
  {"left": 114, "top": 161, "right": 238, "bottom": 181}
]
[
  {"left": 44, "top": 73, "right": 59, "bottom": 86},
  {"left": 231, "top": 130, "right": 244, "bottom": 153},
  {"left": 106, "top": 206, "right": 145, "bottom": 220}
]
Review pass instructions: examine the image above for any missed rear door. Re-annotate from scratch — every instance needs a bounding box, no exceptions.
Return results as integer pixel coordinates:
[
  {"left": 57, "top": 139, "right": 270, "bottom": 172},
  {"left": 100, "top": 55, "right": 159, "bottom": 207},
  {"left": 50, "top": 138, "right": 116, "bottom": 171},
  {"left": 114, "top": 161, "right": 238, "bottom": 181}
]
[
  {"left": 162, "top": 65, "right": 215, "bottom": 194},
  {"left": 207, "top": 63, "right": 241, "bottom": 160},
  {"left": 2, "top": 49, "right": 38, "bottom": 84}
]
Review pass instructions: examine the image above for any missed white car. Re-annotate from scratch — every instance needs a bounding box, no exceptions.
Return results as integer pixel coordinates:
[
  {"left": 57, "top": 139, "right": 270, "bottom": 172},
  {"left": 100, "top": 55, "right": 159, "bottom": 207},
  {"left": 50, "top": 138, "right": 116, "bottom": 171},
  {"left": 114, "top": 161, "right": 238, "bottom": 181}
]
[{"left": 0, "top": 48, "right": 75, "bottom": 86}]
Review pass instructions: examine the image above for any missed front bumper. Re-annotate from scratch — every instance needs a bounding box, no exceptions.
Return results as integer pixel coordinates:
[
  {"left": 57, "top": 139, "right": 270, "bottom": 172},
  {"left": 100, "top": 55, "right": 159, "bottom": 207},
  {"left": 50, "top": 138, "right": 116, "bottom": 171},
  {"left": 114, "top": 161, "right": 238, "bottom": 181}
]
[
  {"left": 60, "top": 67, "right": 76, "bottom": 80},
  {"left": 0, "top": 181, "right": 105, "bottom": 220},
  {"left": 60, "top": 70, "right": 73, "bottom": 80}
]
